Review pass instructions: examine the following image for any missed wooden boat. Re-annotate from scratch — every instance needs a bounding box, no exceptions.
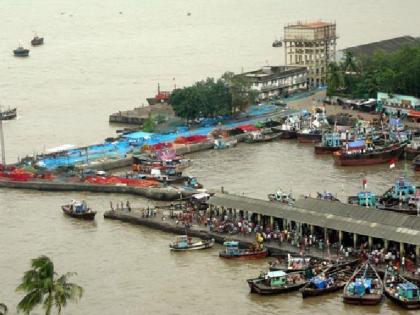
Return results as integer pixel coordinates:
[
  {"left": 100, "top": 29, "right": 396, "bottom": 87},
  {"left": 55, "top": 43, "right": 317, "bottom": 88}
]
[
  {"left": 61, "top": 201, "right": 96, "bottom": 220},
  {"left": 247, "top": 270, "right": 307, "bottom": 295},
  {"left": 0, "top": 107, "right": 17, "bottom": 120},
  {"left": 219, "top": 241, "right": 267, "bottom": 259},
  {"left": 297, "top": 129, "right": 322, "bottom": 143},
  {"left": 169, "top": 235, "right": 214, "bottom": 251},
  {"left": 342, "top": 262, "right": 383, "bottom": 305},
  {"left": 413, "top": 154, "right": 420, "bottom": 171},
  {"left": 334, "top": 142, "right": 406, "bottom": 166},
  {"left": 31, "top": 36, "right": 44, "bottom": 46},
  {"left": 383, "top": 267, "right": 420, "bottom": 310},
  {"left": 13, "top": 46, "right": 29, "bottom": 57},
  {"left": 301, "top": 260, "right": 358, "bottom": 298}
]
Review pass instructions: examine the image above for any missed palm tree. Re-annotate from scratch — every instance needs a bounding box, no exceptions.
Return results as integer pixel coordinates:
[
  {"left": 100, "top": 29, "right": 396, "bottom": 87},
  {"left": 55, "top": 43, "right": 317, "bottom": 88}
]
[
  {"left": 16, "top": 256, "right": 83, "bottom": 315},
  {"left": 327, "top": 62, "right": 343, "bottom": 95},
  {"left": 342, "top": 51, "right": 358, "bottom": 74},
  {"left": 0, "top": 303, "right": 8, "bottom": 315}
]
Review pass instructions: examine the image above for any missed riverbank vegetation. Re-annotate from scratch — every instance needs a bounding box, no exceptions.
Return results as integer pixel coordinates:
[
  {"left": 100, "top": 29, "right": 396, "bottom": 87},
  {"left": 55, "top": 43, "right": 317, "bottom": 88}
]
[
  {"left": 327, "top": 44, "right": 420, "bottom": 98},
  {"left": 169, "top": 72, "right": 258, "bottom": 120}
]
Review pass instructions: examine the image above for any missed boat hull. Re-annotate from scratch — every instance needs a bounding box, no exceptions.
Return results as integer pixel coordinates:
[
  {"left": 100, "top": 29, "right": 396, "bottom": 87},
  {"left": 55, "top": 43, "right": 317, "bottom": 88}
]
[
  {"left": 314, "top": 145, "right": 341, "bottom": 154},
  {"left": 297, "top": 133, "right": 322, "bottom": 143},
  {"left": 343, "top": 294, "right": 383, "bottom": 305},
  {"left": 170, "top": 240, "right": 214, "bottom": 251},
  {"left": 219, "top": 249, "right": 268, "bottom": 259},
  {"left": 404, "top": 147, "right": 420, "bottom": 160},
  {"left": 301, "top": 283, "right": 345, "bottom": 298},
  {"left": 384, "top": 290, "right": 420, "bottom": 310},
  {"left": 334, "top": 144, "right": 405, "bottom": 166},
  {"left": 247, "top": 279, "right": 306, "bottom": 295}
]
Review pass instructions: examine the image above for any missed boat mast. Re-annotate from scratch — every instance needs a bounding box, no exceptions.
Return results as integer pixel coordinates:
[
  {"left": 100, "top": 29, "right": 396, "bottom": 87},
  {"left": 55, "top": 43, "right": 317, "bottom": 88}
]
[{"left": 0, "top": 118, "right": 6, "bottom": 165}]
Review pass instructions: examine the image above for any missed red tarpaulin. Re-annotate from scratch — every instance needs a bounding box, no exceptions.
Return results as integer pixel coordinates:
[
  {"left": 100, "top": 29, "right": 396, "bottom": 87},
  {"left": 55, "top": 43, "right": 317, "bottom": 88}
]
[
  {"left": 235, "top": 124, "right": 259, "bottom": 132},
  {"left": 174, "top": 135, "right": 208, "bottom": 144},
  {"left": 408, "top": 110, "right": 420, "bottom": 118},
  {"left": 85, "top": 176, "right": 159, "bottom": 187}
]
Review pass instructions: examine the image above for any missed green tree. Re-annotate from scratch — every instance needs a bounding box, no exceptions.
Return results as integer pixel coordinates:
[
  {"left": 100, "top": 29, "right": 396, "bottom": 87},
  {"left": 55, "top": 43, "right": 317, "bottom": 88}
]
[
  {"left": 222, "top": 71, "right": 258, "bottom": 112},
  {"left": 0, "top": 303, "right": 7, "bottom": 315},
  {"left": 142, "top": 113, "right": 156, "bottom": 132},
  {"left": 326, "top": 62, "right": 343, "bottom": 96},
  {"left": 17, "top": 256, "right": 83, "bottom": 315}
]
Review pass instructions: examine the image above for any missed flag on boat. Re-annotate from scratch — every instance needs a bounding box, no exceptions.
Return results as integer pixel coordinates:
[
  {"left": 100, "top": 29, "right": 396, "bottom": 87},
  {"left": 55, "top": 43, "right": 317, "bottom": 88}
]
[
  {"left": 389, "top": 158, "right": 397, "bottom": 169},
  {"left": 362, "top": 178, "right": 367, "bottom": 190}
]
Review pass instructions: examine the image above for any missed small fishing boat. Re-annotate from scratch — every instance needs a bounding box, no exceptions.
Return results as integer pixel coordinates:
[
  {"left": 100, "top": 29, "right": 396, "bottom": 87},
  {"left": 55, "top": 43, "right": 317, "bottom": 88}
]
[
  {"left": 0, "top": 107, "right": 17, "bottom": 120},
  {"left": 169, "top": 235, "right": 214, "bottom": 251},
  {"left": 383, "top": 267, "right": 420, "bottom": 310},
  {"left": 61, "top": 200, "right": 96, "bottom": 220},
  {"left": 334, "top": 142, "right": 406, "bottom": 166},
  {"left": 300, "top": 260, "right": 358, "bottom": 298},
  {"left": 13, "top": 46, "right": 29, "bottom": 57},
  {"left": 267, "top": 190, "right": 295, "bottom": 205},
  {"left": 269, "top": 255, "right": 316, "bottom": 272},
  {"left": 31, "top": 35, "right": 44, "bottom": 46},
  {"left": 342, "top": 262, "right": 383, "bottom": 305},
  {"left": 247, "top": 270, "right": 307, "bottom": 295},
  {"left": 219, "top": 241, "right": 267, "bottom": 259},
  {"left": 213, "top": 137, "right": 237, "bottom": 149}
]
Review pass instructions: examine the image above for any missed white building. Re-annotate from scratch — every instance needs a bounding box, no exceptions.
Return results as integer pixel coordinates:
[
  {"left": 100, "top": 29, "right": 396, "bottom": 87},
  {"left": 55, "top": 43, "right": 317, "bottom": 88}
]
[{"left": 242, "top": 66, "right": 308, "bottom": 100}]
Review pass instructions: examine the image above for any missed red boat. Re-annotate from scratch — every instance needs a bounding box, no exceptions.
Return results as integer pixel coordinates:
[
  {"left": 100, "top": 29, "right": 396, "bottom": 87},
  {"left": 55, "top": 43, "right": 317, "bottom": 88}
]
[
  {"left": 334, "top": 142, "right": 406, "bottom": 166},
  {"left": 146, "top": 84, "right": 171, "bottom": 105},
  {"left": 219, "top": 241, "right": 268, "bottom": 259},
  {"left": 314, "top": 145, "right": 341, "bottom": 154}
]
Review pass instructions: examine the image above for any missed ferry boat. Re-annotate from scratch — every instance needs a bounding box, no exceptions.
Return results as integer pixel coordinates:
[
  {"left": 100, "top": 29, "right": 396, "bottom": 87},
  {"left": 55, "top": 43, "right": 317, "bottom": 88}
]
[
  {"left": 244, "top": 131, "right": 282, "bottom": 143},
  {"left": 343, "top": 262, "right": 383, "bottom": 305},
  {"left": 169, "top": 235, "right": 214, "bottom": 251},
  {"left": 13, "top": 46, "right": 29, "bottom": 57},
  {"left": 384, "top": 267, "right": 420, "bottom": 310},
  {"left": 334, "top": 142, "right": 406, "bottom": 166},
  {"left": 247, "top": 270, "right": 307, "bottom": 295},
  {"left": 219, "top": 241, "right": 267, "bottom": 259},
  {"left": 61, "top": 200, "right": 96, "bottom": 220}
]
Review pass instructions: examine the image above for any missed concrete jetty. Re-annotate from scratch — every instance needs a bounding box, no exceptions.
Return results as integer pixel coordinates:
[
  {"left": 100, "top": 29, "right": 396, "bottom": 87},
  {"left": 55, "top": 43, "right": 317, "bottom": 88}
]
[{"left": 0, "top": 180, "right": 194, "bottom": 200}]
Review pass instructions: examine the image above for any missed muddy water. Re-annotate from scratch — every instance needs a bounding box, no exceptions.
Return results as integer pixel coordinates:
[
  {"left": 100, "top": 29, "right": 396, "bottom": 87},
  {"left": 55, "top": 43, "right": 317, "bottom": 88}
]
[{"left": 1, "top": 0, "right": 420, "bottom": 314}]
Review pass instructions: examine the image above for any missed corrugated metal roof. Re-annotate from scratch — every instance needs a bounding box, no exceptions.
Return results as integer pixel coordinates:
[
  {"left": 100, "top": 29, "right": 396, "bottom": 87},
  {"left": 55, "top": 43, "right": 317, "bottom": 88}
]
[
  {"left": 342, "top": 36, "right": 420, "bottom": 57},
  {"left": 208, "top": 194, "right": 420, "bottom": 246}
]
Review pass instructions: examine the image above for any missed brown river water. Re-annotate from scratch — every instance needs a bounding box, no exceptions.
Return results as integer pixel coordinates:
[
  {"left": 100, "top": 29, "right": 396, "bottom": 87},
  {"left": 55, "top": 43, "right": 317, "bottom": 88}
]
[{"left": 1, "top": 0, "right": 420, "bottom": 314}]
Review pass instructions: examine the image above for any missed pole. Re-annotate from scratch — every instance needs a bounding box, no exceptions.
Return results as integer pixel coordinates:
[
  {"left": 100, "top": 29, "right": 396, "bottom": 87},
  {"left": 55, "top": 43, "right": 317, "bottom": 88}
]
[{"left": 0, "top": 119, "right": 5, "bottom": 165}]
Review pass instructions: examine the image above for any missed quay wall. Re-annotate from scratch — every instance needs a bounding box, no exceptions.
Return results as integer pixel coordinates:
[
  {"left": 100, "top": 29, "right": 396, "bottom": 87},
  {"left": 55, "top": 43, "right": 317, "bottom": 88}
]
[{"left": 0, "top": 180, "right": 190, "bottom": 201}]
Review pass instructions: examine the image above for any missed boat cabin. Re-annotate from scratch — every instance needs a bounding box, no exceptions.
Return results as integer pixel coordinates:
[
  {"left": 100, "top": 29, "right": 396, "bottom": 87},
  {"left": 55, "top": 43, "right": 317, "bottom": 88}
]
[
  {"left": 398, "top": 282, "right": 419, "bottom": 300},
  {"left": 386, "top": 178, "right": 416, "bottom": 201},
  {"left": 265, "top": 271, "right": 287, "bottom": 287},
  {"left": 322, "top": 133, "right": 341, "bottom": 148},
  {"left": 223, "top": 241, "right": 240, "bottom": 255},
  {"left": 174, "top": 235, "right": 192, "bottom": 249},
  {"left": 357, "top": 191, "right": 377, "bottom": 207},
  {"left": 71, "top": 200, "right": 88, "bottom": 213}
]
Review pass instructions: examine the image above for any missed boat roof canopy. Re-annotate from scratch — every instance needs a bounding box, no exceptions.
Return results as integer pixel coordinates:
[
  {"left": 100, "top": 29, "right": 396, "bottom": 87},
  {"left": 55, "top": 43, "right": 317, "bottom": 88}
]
[{"left": 267, "top": 271, "right": 286, "bottom": 278}]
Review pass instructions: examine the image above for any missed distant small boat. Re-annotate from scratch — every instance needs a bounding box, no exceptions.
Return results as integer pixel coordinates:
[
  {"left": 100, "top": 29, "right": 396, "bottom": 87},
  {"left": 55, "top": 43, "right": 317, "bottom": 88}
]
[
  {"left": 169, "top": 235, "right": 214, "bottom": 251},
  {"left": 61, "top": 200, "right": 96, "bottom": 220},
  {"left": 272, "top": 39, "right": 282, "bottom": 47},
  {"left": 0, "top": 107, "right": 17, "bottom": 120},
  {"left": 13, "top": 46, "right": 29, "bottom": 57},
  {"left": 31, "top": 36, "right": 44, "bottom": 46}
]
